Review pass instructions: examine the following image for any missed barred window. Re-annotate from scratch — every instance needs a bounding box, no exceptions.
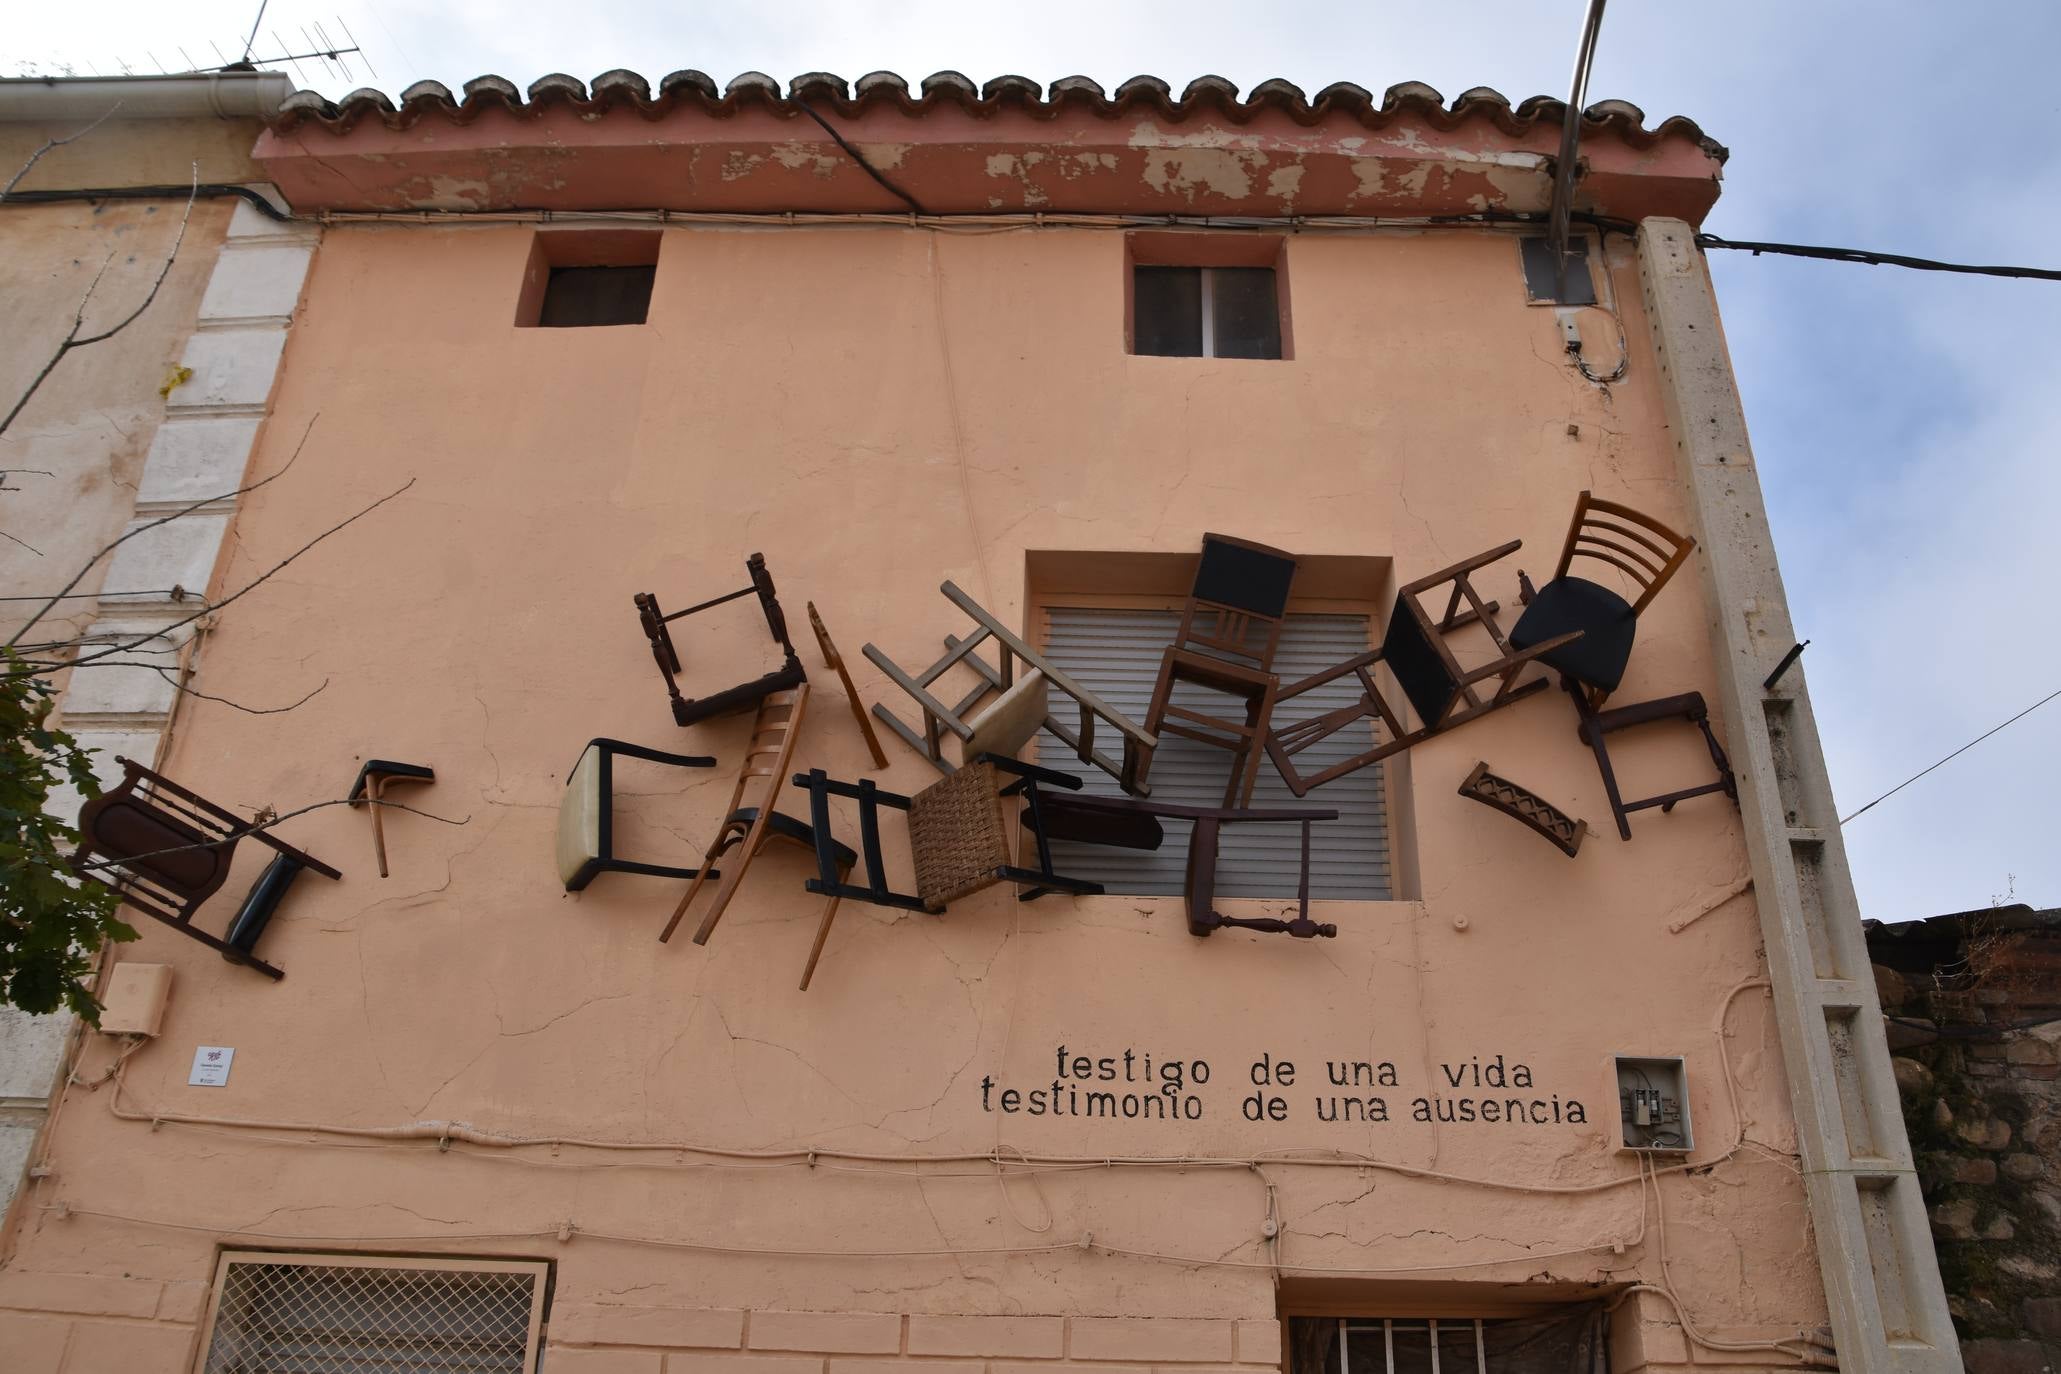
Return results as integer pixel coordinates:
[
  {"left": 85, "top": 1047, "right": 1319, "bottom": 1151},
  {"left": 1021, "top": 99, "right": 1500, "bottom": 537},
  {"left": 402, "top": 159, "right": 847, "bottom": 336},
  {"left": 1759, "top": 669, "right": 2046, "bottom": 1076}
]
[
  {"left": 1288, "top": 1312, "right": 1610, "bottom": 1374},
  {"left": 199, "top": 1252, "right": 549, "bottom": 1373}
]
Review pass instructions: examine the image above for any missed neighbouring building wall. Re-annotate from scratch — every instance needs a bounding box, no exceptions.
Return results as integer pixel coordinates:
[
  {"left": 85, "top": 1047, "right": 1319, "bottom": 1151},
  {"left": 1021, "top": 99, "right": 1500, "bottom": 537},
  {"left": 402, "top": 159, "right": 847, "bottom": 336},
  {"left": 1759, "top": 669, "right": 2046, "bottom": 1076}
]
[
  {"left": 1870, "top": 908, "right": 2061, "bottom": 1372},
  {"left": 0, "top": 213, "right": 1837, "bottom": 1373},
  {"left": 0, "top": 73, "right": 303, "bottom": 1229}
]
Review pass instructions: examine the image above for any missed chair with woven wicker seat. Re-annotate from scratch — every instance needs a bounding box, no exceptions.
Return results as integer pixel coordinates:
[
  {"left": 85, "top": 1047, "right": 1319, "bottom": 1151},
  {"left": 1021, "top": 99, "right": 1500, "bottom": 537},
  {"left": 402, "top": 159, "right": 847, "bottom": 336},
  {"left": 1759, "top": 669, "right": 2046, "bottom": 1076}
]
[
  {"left": 789, "top": 758, "right": 1103, "bottom": 989},
  {"left": 658, "top": 684, "right": 857, "bottom": 953}
]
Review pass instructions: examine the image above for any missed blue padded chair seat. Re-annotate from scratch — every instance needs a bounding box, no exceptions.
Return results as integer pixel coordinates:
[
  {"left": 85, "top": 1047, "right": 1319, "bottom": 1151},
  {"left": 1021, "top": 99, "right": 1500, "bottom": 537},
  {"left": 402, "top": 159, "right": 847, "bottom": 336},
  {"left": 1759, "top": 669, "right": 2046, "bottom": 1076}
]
[{"left": 1510, "top": 576, "right": 1637, "bottom": 694}]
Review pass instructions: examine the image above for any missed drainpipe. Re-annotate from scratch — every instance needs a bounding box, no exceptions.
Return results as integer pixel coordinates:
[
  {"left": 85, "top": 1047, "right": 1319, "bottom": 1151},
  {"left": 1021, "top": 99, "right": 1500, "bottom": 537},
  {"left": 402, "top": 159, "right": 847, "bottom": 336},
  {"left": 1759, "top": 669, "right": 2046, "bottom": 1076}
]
[{"left": 1547, "top": 0, "right": 1608, "bottom": 299}]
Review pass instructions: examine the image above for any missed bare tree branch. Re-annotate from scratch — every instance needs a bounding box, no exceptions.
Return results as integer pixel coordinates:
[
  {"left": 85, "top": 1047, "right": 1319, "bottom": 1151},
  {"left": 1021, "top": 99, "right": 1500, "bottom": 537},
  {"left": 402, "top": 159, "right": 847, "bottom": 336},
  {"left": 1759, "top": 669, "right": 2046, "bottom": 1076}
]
[
  {"left": 0, "top": 160, "right": 197, "bottom": 438},
  {"left": 67, "top": 796, "right": 472, "bottom": 874},
  {"left": 7, "top": 475, "right": 417, "bottom": 676},
  {"left": 60, "top": 661, "right": 331, "bottom": 715},
  {"left": 6, "top": 414, "right": 320, "bottom": 649},
  {"left": 4, "top": 102, "right": 122, "bottom": 197}
]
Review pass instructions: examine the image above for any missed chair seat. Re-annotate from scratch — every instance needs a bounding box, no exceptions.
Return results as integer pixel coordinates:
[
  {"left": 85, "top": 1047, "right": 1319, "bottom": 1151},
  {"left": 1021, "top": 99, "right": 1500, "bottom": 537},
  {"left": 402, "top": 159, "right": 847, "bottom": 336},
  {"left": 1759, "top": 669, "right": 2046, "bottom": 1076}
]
[
  {"left": 731, "top": 807, "right": 857, "bottom": 869},
  {"left": 1511, "top": 576, "right": 1637, "bottom": 694}
]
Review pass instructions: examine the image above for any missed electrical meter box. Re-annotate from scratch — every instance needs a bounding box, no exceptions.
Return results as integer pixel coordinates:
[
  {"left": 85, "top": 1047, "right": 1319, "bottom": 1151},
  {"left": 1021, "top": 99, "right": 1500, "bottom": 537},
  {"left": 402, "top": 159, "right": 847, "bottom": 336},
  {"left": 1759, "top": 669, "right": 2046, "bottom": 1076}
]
[
  {"left": 98, "top": 962, "right": 174, "bottom": 1037},
  {"left": 1613, "top": 1055, "right": 1692, "bottom": 1153}
]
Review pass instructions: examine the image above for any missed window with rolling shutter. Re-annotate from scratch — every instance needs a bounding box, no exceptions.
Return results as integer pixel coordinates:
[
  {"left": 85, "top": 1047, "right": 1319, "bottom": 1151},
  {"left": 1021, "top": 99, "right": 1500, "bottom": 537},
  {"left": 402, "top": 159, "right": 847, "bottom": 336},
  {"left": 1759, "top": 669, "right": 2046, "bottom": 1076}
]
[
  {"left": 1038, "top": 607, "right": 1390, "bottom": 899},
  {"left": 197, "top": 1252, "right": 549, "bottom": 1374}
]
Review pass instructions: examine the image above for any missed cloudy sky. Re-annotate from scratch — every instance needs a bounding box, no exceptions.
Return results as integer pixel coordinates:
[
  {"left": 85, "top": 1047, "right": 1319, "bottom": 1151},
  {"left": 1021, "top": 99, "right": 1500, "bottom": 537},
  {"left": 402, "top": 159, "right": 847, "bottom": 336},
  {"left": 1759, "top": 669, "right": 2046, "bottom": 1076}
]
[{"left": 10, "top": 2, "right": 2058, "bottom": 922}]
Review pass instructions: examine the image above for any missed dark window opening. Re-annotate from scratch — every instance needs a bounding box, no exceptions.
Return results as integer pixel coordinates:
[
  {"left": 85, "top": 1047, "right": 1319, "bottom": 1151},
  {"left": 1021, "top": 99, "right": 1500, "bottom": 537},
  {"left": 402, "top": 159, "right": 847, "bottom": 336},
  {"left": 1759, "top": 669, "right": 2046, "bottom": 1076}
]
[
  {"left": 1133, "top": 264, "right": 1281, "bottom": 359},
  {"left": 537, "top": 265, "right": 656, "bottom": 328}
]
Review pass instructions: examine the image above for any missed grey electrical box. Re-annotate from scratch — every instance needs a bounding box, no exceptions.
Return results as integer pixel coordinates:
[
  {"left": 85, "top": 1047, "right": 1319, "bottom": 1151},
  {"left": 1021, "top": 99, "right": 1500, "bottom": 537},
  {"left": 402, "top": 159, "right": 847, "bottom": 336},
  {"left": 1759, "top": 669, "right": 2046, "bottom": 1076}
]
[{"left": 1613, "top": 1055, "right": 1691, "bottom": 1153}]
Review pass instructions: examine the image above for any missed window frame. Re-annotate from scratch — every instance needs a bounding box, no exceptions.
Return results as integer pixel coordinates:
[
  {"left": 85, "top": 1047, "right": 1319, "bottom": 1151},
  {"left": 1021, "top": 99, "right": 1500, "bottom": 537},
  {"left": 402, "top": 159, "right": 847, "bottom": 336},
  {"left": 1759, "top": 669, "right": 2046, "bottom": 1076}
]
[
  {"left": 1125, "top": 231, "right": 1292, "bottom": 360},
  {"left": 194, "top": 1250, "right": 552, "bottom": 1374},
  {"left": 514, "top": 228, "right": 662, "bottom": 329}
]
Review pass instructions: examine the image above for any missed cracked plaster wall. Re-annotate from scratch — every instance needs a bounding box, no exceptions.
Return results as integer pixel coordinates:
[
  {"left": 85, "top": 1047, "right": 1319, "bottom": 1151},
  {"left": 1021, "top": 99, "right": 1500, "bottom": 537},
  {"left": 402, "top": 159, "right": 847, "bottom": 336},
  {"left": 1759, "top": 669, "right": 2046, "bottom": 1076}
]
[{"left": 1, "top": 221, "right": 1823, "bottom": 1372}]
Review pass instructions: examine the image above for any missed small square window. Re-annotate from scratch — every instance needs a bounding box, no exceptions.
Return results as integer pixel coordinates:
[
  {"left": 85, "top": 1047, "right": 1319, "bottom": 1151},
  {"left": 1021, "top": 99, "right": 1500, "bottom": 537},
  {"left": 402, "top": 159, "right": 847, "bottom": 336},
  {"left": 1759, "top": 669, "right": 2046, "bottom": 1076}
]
[
  {"left": 538, "top": 265, "right": 655, "bottom": 327},
  {"left": 515, "top": 229, "right": 660, "bottom": 328},
  {"left": 1132, "top": 264, "right": 1282, "bottom": 359}
]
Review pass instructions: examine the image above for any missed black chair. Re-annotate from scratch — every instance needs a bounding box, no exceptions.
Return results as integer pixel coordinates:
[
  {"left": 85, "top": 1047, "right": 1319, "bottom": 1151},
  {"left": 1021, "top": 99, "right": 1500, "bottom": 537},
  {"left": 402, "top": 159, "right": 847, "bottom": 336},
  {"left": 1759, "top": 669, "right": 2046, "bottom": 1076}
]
[
  {"left": 1510, "top": 492, "right": 1696, "bottom": 706},
  {"left": 72, "top": 758, "right": 341, "bottom": 980},
  {"left": 556, "top": 738, "right": 718, "bottom": 891}
]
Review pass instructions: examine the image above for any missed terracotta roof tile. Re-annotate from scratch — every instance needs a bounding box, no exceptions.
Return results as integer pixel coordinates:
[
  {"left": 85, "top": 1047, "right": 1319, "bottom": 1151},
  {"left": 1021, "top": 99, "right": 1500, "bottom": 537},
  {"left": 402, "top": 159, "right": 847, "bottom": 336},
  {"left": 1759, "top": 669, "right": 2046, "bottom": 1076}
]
[{"left": 267, "top": 68, "right": 1728, "bottom": 163}]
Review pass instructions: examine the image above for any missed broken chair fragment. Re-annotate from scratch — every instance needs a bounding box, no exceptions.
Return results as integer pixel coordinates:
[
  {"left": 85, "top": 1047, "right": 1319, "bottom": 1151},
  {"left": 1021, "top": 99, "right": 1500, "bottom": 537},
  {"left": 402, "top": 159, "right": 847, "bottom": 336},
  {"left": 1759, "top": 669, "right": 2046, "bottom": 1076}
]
[
  {"left": 71, "top": 758, "right": 342, "bottom": 980},
  {"left": 806, "top": 600, "right": 889, "bottom": 769},
  {"left": 347, "top": 758, "right": 435, "bottom": 877},
  {"left": 1140, "top": 533, "right": 1298, "bottom": 807},
  {"left": 1457, "top": 760, "right": 1588, "bottom": 857},
  {"left": 658, "top": 685, "right": 854, "bottom": 952},
  {"left": 556, "top": 738, "right": 718, "bottom": 892},
  {"left": 1266, "top": 541, "right": 1581, "bottom": 796},
  {"left": 863, "top": 580, "right": 1157, "bottom": 794},
  {"left": 790, "top": 758, "right": 1105, "bottom": 990},
  {"left": 1030, "top": 793, "right": 1340, "bottom": 939},
  {"left": 635, "top": 553, "right": 805, "bottom": 727}
]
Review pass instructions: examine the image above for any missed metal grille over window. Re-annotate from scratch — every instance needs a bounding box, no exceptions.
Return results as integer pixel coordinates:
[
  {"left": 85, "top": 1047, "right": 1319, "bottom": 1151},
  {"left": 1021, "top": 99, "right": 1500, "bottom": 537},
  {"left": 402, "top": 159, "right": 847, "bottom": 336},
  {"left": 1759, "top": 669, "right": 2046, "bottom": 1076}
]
[
  {"left": 1039, "top": 608, "right": 1388, "bottom": 899},
  {"left": 200, "top": 1254, "right": 547, "bottom": 1374},
  {"left": 1288, "top": 1312, "right": 1610, "bottom": 1374}
]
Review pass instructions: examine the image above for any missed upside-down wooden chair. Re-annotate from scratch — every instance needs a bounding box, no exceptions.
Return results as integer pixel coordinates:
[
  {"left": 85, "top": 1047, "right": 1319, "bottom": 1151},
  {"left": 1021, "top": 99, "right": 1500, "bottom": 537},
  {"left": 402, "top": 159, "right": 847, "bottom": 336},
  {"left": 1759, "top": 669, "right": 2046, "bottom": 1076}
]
[
  {"left": 1027, "top": 792, "right": 1342, "bottom": 939},
  {"left": 72, "top": 757, "right": 342, "bottom": 980},
  {"left": 1139, "top": 533, "right": 1299, "bottom": 807},
  {"left": 635, "top": 553, "right": 806, "bottom": 727},
  {"left": 557, "top": 738, "right": 718, "bottom": 891},
  {"left": 1508, "top": 493, "right": 1735, "bottom": 838},
  {"left": 657, "top": 684, "right": 858, "bottom": 953},
  {"left": 1263, "top": 541, "right": 1582, "bottom": 796},
  {"left": 862, "top": 580, "right": 1157, "bottom": 794}
]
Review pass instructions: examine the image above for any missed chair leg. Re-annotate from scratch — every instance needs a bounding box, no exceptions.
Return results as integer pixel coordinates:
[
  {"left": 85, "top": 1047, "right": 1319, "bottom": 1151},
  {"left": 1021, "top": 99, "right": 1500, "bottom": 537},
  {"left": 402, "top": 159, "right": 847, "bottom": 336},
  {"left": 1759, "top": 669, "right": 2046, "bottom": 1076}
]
[
  {"left": 1567, "top": 678, "right": 1633, "bottom": 841},
  {"left": 1233, "top": 680, "right": 1276, "bottom": 808},
  {"left": 658, "top": 823, "right": 742, "bottom": 943},
  {"left": 798, "top": 864, "right": 851, "bottom": 991}
]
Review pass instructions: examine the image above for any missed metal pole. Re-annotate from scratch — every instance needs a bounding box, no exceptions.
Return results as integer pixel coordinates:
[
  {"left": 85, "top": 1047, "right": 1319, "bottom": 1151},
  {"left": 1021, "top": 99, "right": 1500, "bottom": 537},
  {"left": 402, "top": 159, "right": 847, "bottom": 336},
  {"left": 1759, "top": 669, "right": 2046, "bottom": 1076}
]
[{"left": 1549, "top": 0, "right": 1608, "bottom": 298}]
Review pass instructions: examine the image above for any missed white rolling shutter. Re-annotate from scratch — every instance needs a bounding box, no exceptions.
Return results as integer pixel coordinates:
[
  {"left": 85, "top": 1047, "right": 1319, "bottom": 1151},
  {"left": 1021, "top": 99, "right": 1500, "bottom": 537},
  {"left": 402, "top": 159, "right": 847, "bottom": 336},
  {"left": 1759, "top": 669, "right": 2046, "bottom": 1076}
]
[{"left": 1038, "top": 607, "right": 1390, "bottom": 899}]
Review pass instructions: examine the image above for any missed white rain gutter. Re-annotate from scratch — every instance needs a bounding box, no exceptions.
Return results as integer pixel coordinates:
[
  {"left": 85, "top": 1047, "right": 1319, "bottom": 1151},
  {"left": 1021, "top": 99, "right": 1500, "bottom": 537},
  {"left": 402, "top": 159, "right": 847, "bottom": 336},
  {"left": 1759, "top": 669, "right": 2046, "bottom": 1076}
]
[{"left": 0, "top": 72, "right": 292, "bottom": 122}]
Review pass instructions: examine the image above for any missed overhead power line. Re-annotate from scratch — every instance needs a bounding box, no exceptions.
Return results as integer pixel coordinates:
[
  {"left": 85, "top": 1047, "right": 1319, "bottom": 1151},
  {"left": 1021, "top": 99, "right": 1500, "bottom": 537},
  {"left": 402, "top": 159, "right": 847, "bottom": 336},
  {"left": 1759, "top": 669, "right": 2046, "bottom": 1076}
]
[
  {"left": 1698, "top": 233, "right": 2061, "bottom": 283},
  {"left": 1840, "top": 685, "right": 2061, "bottom": 826}
]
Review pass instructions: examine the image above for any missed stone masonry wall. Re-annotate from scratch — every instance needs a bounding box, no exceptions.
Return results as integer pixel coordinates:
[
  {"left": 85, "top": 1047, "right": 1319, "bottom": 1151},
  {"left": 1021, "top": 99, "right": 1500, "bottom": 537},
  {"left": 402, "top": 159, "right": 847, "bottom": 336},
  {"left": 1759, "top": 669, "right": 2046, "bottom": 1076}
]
[{"left": 1869, "top": 908, "right": 2061, "bottom": 1374}]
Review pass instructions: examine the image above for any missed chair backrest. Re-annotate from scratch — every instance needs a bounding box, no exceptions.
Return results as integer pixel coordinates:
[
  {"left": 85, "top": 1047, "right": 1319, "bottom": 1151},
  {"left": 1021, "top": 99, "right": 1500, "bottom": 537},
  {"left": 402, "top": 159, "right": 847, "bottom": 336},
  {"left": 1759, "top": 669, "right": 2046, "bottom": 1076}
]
[
  {"left": 1173, "top": 532, "right": 1300, "bottom": 671},
  {"left": 1554, "top": 492, "right": 1696, "bottom": 618},
  {"left": 732, "top": 686, "right": 810, "bottom": 811},
  {"left": 75, "top": 762, "right": 239, "bottom": 919}
]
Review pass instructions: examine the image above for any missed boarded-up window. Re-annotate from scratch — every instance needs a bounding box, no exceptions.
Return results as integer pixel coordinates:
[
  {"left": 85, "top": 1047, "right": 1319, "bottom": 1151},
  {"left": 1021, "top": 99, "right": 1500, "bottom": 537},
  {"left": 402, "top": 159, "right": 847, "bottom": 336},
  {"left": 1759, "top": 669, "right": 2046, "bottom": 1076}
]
[
  {"left": 198, "top": 1252, "right": 549, "bottom": 1373},
  {"left": 1038, "top": 607, "right": 1388, "bottom": 898}
]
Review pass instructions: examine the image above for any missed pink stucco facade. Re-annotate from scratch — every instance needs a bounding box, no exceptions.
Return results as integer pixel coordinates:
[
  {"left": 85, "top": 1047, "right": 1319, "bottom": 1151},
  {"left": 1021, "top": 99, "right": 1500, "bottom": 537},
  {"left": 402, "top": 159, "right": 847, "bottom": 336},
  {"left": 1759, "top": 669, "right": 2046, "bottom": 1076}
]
[{"left": 2, "top": 84, "right": 1885, "bottom": 1374}]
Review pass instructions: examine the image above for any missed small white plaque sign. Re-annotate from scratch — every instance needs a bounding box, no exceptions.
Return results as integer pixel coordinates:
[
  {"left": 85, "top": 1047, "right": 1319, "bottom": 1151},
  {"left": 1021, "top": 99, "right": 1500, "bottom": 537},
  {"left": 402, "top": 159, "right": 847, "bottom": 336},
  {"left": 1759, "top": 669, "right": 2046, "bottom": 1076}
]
[{"left": 189, "top": 1046, "right": 235, "bottom": 1087}]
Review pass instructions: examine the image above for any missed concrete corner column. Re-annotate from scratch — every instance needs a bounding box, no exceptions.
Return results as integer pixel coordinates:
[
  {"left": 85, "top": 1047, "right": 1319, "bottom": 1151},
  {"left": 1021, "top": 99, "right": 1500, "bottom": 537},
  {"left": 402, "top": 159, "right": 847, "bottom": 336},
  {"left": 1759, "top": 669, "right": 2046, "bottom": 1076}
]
[{"left": 1638, "top": 216, "right": 1960, "bottom": 1372}]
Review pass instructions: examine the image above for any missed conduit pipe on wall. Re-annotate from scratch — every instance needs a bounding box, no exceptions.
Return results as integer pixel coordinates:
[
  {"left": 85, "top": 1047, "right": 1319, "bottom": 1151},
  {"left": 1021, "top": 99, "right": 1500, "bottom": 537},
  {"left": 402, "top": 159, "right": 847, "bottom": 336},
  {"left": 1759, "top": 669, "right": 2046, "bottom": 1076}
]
[{"left": 0, "top": 73, "right": 294, "bottom": 122}]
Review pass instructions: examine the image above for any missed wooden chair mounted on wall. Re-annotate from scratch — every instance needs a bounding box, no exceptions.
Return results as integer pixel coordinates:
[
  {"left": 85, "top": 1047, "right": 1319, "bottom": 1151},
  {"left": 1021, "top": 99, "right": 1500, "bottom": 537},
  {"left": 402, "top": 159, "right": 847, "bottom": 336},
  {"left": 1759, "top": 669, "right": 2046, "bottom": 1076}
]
[
  {"left": 72, "top": 757, "right": 343, "bottom": 980},
  {"left": 635, "top": 553, "right": 806, "bottom": 727},
  {"left": 1028, "top": 792, "right": 1341, "bottom": 939},
  {"left": 789, "top": 758, "right": 1106, "bottom": 990},
  {"left": 1566, "top": 680, "right": 1738, "bottom": 840},
  {"left": 657, "top": 684, "right": 858, "bottom": 952},
  {"left": 1263, "top": 541, "right": 1582, "bottom": 796},
  {"left": 1510, "top": 491, "right": 1697, "bottom": 709},
  {"left": 1139, "top": 533, "right": 1299, "bottom": 807},
  {"left": 862, "top": 580, "right": 1158, "bottom": 795}
]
